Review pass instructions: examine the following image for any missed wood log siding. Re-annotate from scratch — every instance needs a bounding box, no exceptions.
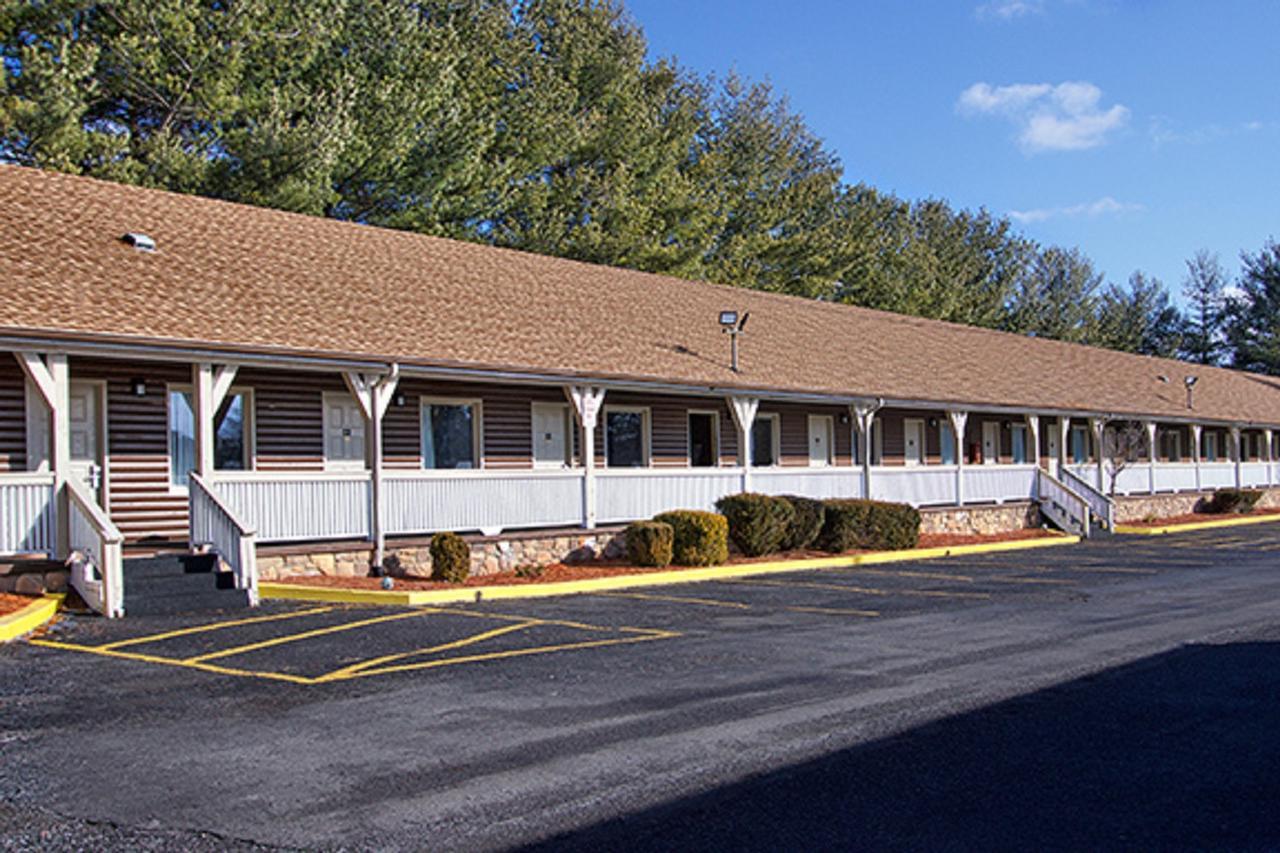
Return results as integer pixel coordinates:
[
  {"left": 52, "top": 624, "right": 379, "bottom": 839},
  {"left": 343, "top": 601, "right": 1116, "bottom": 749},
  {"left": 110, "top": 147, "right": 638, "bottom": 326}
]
[
  {"left": 241, "top": 367, "right": 334, "bottom": 470},
  {"left": 0, "top": 357, "right": 25, "bottom": 472}
]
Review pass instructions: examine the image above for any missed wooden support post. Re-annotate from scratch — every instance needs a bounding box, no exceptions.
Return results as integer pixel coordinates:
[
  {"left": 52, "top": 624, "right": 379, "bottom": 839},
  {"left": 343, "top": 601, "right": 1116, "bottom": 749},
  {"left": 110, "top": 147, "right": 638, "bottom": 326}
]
[
  {"left": 193, "top": 363, "right": 239, "bottom": 478},
  {"left": 16, "top": 353, "right": 69, "bottom": 556},
  {"left": 1024, "top": 414, "right": 1040, "bottom": 469},
  {"left": 1266, "top": 428, "right": 1274, "bottom": 487},
  {"left": 728, "top": 396, "right": 760, "bottom": 493},
  {"left": 852, "top": 399, "right": 883, "bottom": 500},
  {"left": 1145, "top": 421, "right": 1158, "bottom": 495},
  {"left": 1191, "top": 423, "right": 1202, "bottom": 491},
  {"left": 344, "top": 367, "right": 399, "bottom": 569},
  {"left": 1090, "top": 417, "right": 1107, "bottom": 493},
  {"left": 566, "top": 386, "right": 607, "bottom": 529},
  {"left": 1231, "top": 425, "right": 1243, "bottom": 489},
  {"left": 948, "top": 411, "right": 969, "bottom": 505}
]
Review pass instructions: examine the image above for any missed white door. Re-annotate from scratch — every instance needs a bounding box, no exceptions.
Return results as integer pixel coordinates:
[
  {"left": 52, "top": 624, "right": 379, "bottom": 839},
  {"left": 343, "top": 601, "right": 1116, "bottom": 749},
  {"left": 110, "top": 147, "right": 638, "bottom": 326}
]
[
  {"left": 532, "top": 403, "right": 569, "bottom": 467},
  {"left": 1047, "top": 428, "right": 1059, "bottom": 465},
  {"left": 904, "top": 419, "right": 924, "bottom": 466},
  {"left": 68, "top": 381, "right": 105, "bottom": 504},
  {"left": 982, "top": 422, "right": 999, "bottom": 465},
  {"left": 808, "top": 416, "right": 833, "bottom": 467},
  {"left": 324, "top": 393, "right": 366, "bottom": 469}
]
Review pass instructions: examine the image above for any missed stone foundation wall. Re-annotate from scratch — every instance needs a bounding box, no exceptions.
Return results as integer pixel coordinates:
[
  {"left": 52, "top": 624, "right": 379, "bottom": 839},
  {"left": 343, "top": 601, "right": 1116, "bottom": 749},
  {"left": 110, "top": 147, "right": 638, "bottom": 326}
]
[
  {"left": 1114, "top": 487, "right": 1280, "bottom": 523},
  {"left": 918, "top": 502, "right": 1042, "bottom": 536},
  {"left": 0, "top": 564, "right": 68, "bottom": 595}
]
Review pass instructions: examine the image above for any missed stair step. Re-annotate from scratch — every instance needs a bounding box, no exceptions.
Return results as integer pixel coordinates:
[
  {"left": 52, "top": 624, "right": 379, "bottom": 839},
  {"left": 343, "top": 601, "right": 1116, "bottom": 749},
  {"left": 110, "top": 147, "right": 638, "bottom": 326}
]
[
  {"left": 125, "top": 570, "right": 238, "bottom": 595},
  {"left": 123, "top": 553, "right": 218, "bottom": 580},
  {"left": 125, "top": 588, "right": 253, "bottom": 617}
]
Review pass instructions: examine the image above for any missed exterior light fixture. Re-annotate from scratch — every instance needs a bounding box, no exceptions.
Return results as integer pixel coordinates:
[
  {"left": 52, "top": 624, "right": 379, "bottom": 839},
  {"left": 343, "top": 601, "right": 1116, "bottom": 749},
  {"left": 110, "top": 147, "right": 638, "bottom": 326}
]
[
  {"left": 394, "top": 392, "right": 407, "bottom": 407},
  {"left": 719, "top": 310, "right": 750, "bottom": 372},
  {"left": 130, "top": 377, "right": 147, "bottom": 397}
]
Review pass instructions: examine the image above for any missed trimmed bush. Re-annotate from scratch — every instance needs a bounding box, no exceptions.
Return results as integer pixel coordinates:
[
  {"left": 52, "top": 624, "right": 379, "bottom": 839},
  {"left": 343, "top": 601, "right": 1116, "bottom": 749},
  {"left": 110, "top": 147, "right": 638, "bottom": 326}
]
[
  {"left": 779, "top": 494, "right": 826, "bottom": 551},
  {"left": 653, "top": 509, "right": 729, "bottom": 566},
  {"left": 625, "top": 521, "right": 674, "bottom": 567},
  {"left": 429, "top": 531, "right": 471, "bottom": 582},
  {"left": 715, "top": 493, "right": 793, "bottom": 556},
  {"left": 820, "top": 499, "right": 920, "bottom": 553},
  {"left": 1205, "top": 488, "right": 1265, "bottom": 514}
]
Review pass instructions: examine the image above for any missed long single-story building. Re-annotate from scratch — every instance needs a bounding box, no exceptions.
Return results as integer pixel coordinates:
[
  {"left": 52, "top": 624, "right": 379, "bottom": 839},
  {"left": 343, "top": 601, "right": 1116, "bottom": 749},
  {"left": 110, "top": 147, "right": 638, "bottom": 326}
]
[{"left": 3, "top": 165, "right": 1280, "bottom": 616}]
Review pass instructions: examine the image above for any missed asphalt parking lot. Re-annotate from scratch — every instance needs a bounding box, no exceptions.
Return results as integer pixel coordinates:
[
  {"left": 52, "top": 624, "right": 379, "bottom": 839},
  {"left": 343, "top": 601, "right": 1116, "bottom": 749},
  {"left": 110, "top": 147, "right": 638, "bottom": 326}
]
[{"left": 6, "top": 524, "right": 1280, "bottom": 850}]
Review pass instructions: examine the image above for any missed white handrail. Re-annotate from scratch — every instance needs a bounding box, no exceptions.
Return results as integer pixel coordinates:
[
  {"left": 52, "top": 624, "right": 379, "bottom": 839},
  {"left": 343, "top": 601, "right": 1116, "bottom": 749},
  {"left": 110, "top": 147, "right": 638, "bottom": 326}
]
[
  {"left": 190, "top": 472, "right": 259, "bottom": 605},
  {"left": 64, "top": 478, "right": 124, "bottom": 618},
  {"left": 1061, "top": 466, "right": 1115, "bottom": 530},
  {"left": 1036, "top": 469, "right": 1091, "bottom": 537}
]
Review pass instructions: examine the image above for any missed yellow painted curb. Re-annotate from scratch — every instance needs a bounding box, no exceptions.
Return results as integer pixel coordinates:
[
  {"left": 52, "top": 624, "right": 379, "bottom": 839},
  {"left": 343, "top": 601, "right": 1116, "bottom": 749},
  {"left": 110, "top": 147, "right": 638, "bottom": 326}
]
[
  {"left": 1115, "top": 513, "right": 1280, "bottom": 536},
  {"left": 261, "top": 533, "right": 1080, "bottom": 607},
  {"left": 0, "top": 594, "right": 64, "bottom": 643}
]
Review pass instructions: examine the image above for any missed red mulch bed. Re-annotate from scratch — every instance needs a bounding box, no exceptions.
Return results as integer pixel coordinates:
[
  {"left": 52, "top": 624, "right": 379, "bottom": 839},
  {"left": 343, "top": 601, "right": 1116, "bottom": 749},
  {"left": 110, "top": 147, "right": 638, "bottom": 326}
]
[
  {"left": 280, "top": 528, "right": 1063, "bottom": 592},
  {"left": 0, "top": 593, "right": 38, "bottom": 618},
  {"left": 1123, "top": 507, "right": 1280, "bottom": 528}
]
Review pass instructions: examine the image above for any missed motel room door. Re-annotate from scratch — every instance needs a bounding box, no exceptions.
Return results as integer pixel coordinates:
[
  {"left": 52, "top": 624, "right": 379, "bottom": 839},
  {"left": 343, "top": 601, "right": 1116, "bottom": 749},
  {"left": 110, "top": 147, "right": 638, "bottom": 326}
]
[{"left": 68, "top": 381, "right": 106, "bottom": 505}]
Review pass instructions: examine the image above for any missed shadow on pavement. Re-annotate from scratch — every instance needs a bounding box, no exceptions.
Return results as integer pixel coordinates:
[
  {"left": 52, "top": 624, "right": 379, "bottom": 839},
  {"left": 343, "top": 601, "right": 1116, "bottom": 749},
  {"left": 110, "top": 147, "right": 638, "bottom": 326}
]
[{"left": 530, "top": 642, "right": 1280, "bottom": 851}]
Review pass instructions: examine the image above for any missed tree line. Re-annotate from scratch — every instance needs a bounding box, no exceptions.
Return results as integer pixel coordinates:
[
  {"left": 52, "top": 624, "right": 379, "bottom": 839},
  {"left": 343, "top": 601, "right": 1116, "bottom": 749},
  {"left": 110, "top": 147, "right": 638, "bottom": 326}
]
[{"left": 3, "top": 0, "right": 1277, "bottom": 372}]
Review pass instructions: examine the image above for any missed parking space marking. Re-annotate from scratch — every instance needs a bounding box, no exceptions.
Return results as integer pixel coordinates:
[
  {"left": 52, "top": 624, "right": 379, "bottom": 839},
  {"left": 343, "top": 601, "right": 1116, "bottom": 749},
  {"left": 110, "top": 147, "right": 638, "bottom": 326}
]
[
  {"left": 320, "top": 620, "right": 543, "bottom": 679},
  {"left": 784, "top": 606, "right": 880, "bottom": 618},
  {"left": 593, "top": 591, "right": 753, "bottom": 610},
  {"left": 29, "top": 638, "right": 317, "bottom": 685},
  {"left": 1060, "top": 565, "right": 1158, "bottom": 575},
  {"left": 185, "top": 609, "right": 432, "bottom": 664},
  {"left": 730, "top": 578, "right": 990, "bottom": 600},
  {"left": 837, "top": 566, "right": 1073, "bottom": 587},
  {"left": 99, "top": 606, "right": 336, "bottom": 651}
]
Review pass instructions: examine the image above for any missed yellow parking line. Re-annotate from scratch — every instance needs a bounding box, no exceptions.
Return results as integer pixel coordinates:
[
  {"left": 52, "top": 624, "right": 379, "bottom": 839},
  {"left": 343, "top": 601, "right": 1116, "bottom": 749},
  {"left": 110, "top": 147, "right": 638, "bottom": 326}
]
[
  {"left": 29, "top": 639, "right": 315, "bottom": 685},
  {"left": 100, "top": 606, "right": 335, "bottom": 651},
  {"left": 592, "top": 591, "right": 753, "bottom": 610},
  {"left": 327, "top": 632, "right": 679, "bottom": 681},
  {"left": 184, "top": 609, "right": 432, "bottom": 664},
  {"left": 1064, "top": 565, "right": 1158, "bottom": 575},
  {"left": 322, "top": 621, "right": 542, "bottom": 680},
  {"left": 784, "top": 606, "right": 880, "bottom": 618},
  {"left": 837, "top": 567, "right": 975, "bottom": 582},
  {"left": 980, "top": 575, "right": 1075, "bottom": 586},
  {"left": 731, "top": 578, "right": 990, "bottom": 600}
]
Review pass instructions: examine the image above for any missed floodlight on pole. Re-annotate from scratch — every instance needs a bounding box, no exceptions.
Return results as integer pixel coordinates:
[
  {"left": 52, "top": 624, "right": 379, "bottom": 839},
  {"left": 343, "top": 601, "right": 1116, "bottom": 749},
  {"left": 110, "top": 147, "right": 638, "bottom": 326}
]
[
  {"left": 1185, "top": 375, "right": 1199, "bottom": 409},
  {"left": 720, "top": 310, "right": 747, "bottom": 372}
]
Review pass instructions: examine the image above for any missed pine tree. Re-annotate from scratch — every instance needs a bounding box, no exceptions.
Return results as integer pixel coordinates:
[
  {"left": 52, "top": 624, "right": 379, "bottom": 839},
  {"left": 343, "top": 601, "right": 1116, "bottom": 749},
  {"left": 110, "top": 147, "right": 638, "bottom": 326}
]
[
  {"left": 1179, "top": 249, "right": 1227, "bottom": 365},
  {"left": 1224, "top": 240, "right": 1280, "bottom": 374}
]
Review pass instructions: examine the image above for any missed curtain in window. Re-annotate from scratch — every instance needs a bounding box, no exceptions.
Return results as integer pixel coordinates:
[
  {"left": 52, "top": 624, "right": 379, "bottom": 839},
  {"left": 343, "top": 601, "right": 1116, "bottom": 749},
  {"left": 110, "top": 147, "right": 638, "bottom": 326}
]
[
  {"left": 168, "top": 391, "right": 195, "bottom": 486},
  {"left": 423, "top": 404, "right": 475, "bottom": 469},
  {"left": 940, "top": 423, "right": 956, "bottom": 465},
  {"left": 607, "top": 411, "right": 645, "bottom": 467}
]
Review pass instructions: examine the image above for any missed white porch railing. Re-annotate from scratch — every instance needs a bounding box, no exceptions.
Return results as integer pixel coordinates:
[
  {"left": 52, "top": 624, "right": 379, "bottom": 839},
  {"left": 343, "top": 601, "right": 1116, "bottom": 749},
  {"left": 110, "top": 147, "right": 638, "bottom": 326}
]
[
  {"left": 190, "top": 472, "right": 258, "bottom": 604},
  {"left": 212, "top": 471, "right": 371, "bottom": 543},
  {"left": 596, "top": 468, "right": 743, "bottom": 524},
  {"left": 1062, "top": 466, "right": 1115, "bottom": 530},
  {"left": 753, "top": 468, "right": 864, "bottom": 500},
  {"left": 870, "top": 465, "right": 956, "bottom": 506},
  {"left": 1153, "top": 464, "right": 1198, "bottom": 493},
  {"left": 1241, "top": 462, "right": 1270, "bottom": 488},
  {"left": 1200, "top": 462, "right": 1235, "bottom": 489},
  {"left": 66, "top": 478, "right": 124, "bottom": 618},
  {"left": 385, "top": 469, "right": 585, "bottom": 535},
  {"left": 1036, "top": 468, "right": 1090, "bottom": 537},
  {"left": 0, "top": 473, "right": 57, "bottom": 555},
  {"left": 963, "top": 464, "right": 1039, "bottom": 504}
]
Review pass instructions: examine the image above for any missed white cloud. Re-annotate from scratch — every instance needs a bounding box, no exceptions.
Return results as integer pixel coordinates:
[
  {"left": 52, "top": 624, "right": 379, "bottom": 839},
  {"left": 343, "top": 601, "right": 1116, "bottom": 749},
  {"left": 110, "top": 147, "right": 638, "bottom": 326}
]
[
  {"left": 1008, "top": 196, "right": 1144, "bottom": 224},
  {"left": 976, "top": 0, "right": 1045, "bottom": 19},
  {"left": 958, "top": 81, "right": 1129, "bottom": 152}
]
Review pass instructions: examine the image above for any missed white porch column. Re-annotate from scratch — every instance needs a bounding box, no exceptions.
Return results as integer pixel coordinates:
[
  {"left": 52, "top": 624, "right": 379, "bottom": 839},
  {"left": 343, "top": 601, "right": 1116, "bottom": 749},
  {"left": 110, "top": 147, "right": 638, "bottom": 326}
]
[
  {"left": 1089, "top": 417, "right": 1107, "bottom": 492},
  {"left": 193, "top": 363, "right": 239, "bottom": 478},
  {"left": 728, "top": 396, "right": 760, "bottom": 493},
  {"left": 1024, "top": 414, "right": 1040, "bottom": 469},
  {"left": 344, "top": 367, "right": 399, "bottom": 569},
  {"left": 1056, "top": 416, "right": 1070, "bottom": 476},
  {"left": 853, "top": 399, "right": 883, "bottom": 500},
  {"left": 566, "top": 386, "right": 607, "bottom": 529},
  {"left": 1191, "top": 423, "right": 1202, "bottom": 491},
  {"left": 948, "top": 410, "right": 969, "bottom": 505},
  {"left": 1266, "top": 428, "right": 1274, "bottom": 487},
  {"left": 1231, "top": 425, "right": 1243, "bottom": 489},
  {"left": 16, "top": 353, "right": 70, "bottom": 556},
  {"left": 1145, "top": 421, "right": 1158, "bottom": 495}
]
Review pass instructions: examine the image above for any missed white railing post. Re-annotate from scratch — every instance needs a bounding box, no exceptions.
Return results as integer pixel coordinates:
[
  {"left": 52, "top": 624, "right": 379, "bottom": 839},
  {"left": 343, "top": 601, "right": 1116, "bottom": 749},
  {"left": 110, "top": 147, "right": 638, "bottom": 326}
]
[
  {"left": 853, "top": 399, "right": 883, "bottom": 501},
  {"left": 948, "top": 411, "right": 969, "bottom": 505},
  {"left": 344, "top": 366, "right": 399, "bottom": 569},
  {"left": 1090, "top": 417, "right": 1107, "bottom": 493},
  {"left": 1266, "top": 428, "right": 1274, "bottom": 488},
  {"left": 567, "top": 386, "right": 606, "bottom": 529},
  {"left": 1191, "top": 423, "right": 1202, "bottom": 491},
  {"left": 1231, "top": 425, "right": 1243, "bottom": 489},
  {"left": 1025, "top": 414, "right": 1041, "bottom": 470},
  {"left": 189, "top": 471, "right": 258, "bottom": 603},
  {"left": 729, "top": 396, "right": 760, "bottom": 493},
  {"left": 65, "top": 477, "right": 124, "bottom": 618},
  {"left": 1145, "top": 421, "right": 1158, "bottom": 494},
  {"left": 17, "top": 352, "right": 70, "bottom": 557},
  {"left": 1056, "top": 415, "right": 1071, "bottom": 477}
]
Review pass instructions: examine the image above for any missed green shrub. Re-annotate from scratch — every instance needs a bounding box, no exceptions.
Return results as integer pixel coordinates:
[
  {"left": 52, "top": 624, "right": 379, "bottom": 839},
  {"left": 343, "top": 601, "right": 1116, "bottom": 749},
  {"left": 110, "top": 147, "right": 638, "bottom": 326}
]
[
  {"left": 779, "top": 495, "right": 826, "bottom": 551},
  {"left": 715, "top": 493, "right": 793, "bottom": 556},
  {"left": 429, "top": 531, "right": 471, "bottom": 582},
  {"left": 820, "top": 499, "right": 920, "bottom": 552},
  {"left": 653, "top": 510, "right": 729, "bottom": 566},
  {"left": 1205, "top": 488, "right": 1265, "bottom": 514},
  {"left": 624, "top": 521, "right": 674, "bottom": 567}
]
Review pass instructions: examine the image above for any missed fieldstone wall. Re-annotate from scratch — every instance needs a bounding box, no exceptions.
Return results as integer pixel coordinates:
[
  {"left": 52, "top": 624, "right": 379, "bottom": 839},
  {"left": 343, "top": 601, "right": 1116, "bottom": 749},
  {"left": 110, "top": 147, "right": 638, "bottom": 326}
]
[
  {"left": 0, "top": 562, "right": 68, "bottom": 595},
  {"left": 918, "top": 502, "right": 1042, "bottom": 536},
  {"left": 1114, "top": 487, "right": 1280, "bottom": 523}
]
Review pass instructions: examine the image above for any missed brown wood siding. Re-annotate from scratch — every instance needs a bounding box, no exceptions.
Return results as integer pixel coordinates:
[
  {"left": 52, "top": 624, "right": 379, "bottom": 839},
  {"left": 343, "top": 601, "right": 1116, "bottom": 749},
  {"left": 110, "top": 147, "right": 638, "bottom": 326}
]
[
  {"left": 0, "top": 355, "right": 26, "bottom": 472},
  {"left": 72, "top": 357, "right": 189, "bottom": 543},
  {"left": 239, "top": 368, "right": 335, "bottom": 471}
]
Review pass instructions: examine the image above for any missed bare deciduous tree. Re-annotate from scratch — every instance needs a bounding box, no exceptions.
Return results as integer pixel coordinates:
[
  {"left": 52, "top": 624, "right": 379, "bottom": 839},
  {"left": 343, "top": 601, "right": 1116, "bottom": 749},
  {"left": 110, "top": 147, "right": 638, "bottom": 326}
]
[{"left": 1101, "top": 421, "right": 1148, "bottom": 496}]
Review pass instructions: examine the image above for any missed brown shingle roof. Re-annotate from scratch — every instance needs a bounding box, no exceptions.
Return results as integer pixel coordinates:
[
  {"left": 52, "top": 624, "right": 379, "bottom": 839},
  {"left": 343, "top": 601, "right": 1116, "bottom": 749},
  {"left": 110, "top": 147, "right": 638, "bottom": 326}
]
[{"left": 2, "top": 164, "right": 1279, "bottom": 425}]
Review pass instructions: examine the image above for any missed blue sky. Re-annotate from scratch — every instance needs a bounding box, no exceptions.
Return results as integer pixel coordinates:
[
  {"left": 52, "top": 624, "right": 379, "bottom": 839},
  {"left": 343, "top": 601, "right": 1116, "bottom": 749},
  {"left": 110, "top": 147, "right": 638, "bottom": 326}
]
[{"left": 626, "top": 0, "right": 1280, "bottom": 300}]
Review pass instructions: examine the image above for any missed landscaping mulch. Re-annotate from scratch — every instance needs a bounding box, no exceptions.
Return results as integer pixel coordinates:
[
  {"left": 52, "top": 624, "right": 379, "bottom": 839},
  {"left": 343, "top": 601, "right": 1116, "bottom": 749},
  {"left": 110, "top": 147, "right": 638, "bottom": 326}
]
[
  {"left": 1122, "top": 507, "right": 1280, "bottom": 528},
  {"left": 0, "top": 592, "right": 37, "bottom": 618},
  {"left": 280, "top": 528, "right": 1064, "bottom": 592}
]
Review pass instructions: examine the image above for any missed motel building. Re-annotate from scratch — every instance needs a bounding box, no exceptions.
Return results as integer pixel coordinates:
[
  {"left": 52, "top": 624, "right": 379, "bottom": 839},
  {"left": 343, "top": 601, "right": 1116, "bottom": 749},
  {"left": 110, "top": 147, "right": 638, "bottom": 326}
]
[{"left": 3, "top": 166, "right": 1280, "bottom": 617}]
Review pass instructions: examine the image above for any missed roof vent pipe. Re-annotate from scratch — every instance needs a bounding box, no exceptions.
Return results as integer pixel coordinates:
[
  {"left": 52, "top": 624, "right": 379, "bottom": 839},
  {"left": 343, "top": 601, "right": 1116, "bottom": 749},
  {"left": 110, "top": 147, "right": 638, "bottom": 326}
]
[{"left": 121, "top": 232, "right": 157, "bottom": 252}]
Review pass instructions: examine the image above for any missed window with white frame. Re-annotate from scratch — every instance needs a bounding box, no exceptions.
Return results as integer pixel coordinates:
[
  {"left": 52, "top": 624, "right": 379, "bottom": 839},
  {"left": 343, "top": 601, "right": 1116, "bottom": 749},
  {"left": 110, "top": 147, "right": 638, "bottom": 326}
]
[
  {"left": 1011, "top": 424, "right": 1029, "bottom": 464},
  {"left": 421, "top": 398, "right": 480, "bottom": 469},
  {"left": 1070, "top": 425, "right": 1090, "bottom": 464},
  {"left": 687, "top": 411, "right": 719, "bottom": 468},
  {"left": 1203, "top": 431, "right": 1219, "bottom": 462},
  {"left": 940, "top": 421, "right": 956, "bottom": 465},
  {"left": 168, "top": 386, "right": 253, "bottom": 486},
  {"left": 751, "top": 414, "right": 780, "bottom": 467},
  {"left": 605, "top": 406, "right": 649, "bottom": 467}
]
